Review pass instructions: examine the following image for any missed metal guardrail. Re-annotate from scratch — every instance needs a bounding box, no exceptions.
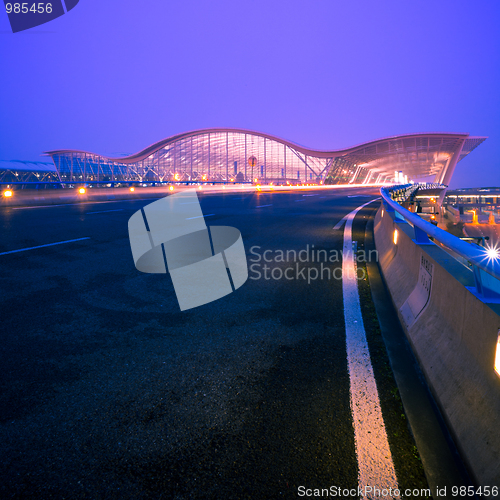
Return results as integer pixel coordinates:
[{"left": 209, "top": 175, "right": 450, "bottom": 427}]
[{"left": 381, "top": 184, "right": 500, "bottom": 301}]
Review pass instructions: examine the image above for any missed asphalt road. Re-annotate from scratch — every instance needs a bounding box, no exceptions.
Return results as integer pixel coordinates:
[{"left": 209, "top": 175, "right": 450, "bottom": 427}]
[
  {"left": 463, "top": 223, "right": 500, "bottom": 245},
  {"left": 0, "top": 187, "right": 428, "bottom": 499}
]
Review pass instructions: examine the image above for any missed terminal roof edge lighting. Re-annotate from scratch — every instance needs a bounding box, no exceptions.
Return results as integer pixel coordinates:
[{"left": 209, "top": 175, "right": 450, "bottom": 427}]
[{"left": 45, "top": 129, "right": 486, "bottom": 185}]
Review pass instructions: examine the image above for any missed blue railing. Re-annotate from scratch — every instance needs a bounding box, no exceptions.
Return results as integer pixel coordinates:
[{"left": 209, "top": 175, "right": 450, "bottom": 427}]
[{"left": 381, "top": 184, "right": 500, "bottom": 301}]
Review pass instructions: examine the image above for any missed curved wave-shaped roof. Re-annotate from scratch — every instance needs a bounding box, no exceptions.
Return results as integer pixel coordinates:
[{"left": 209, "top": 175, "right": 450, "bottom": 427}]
[{"left": 45, "top": 128, "right": 483, "bottom": 164}]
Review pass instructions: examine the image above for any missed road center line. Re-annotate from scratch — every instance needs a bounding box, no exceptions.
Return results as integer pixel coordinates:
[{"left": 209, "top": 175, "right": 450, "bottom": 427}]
[
  {"left": 0, "top": 237, "right": 91, "bottom": 256},
  {"left": 341, "top": 199, "right": 399, "bottom": 498},
  {"left": 255, "top": 204, "right": 272, "bottom": 208}
]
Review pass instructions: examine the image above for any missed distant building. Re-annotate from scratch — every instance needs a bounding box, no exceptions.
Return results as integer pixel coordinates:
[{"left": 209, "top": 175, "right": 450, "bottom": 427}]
[
  {"left": 445, "top": 188, "right": 500, "bottom": 209},
  {"left": 0, "top": 160, "right": 59, "bottom": 187},
  {"left": 44, "top": 129, "right": 486, "bottom": 185}
]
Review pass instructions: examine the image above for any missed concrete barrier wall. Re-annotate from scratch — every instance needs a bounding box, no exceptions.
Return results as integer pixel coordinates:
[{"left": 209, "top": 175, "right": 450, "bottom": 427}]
[{"left": 374, "top": 204, "right": 500, "bottom": 487}]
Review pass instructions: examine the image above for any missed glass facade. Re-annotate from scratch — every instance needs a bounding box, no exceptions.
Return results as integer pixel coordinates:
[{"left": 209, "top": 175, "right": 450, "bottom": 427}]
[{"left": 46, "top": 129, "right": 486, "bottom": 186}]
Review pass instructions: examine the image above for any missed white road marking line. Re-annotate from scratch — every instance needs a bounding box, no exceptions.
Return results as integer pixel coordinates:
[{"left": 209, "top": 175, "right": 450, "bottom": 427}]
[
  {"left": 294, "top": 199, "right": 305, "bottom": 202},
  {"left": 86, "top": 209, "right": 124, "bottom": 214},
  {"left": 255, "top": 204, "right": 272, "bottom": 208},
  {"left": 341, "top": 199, "right": 399, "bottom": 499},
  {"left": 13, "top": 204, "right": 77, "bottom": 209},
  {"left": 185, "top": 214, "right": 215, "bottom": 220},
  {"left": 11, "top": 198, "right": 162, "bottom": 210},
  {"left": 334, "top": 197, "right": 378, "bottom": 230},
  {"left": 302, "top": 194, "right": 318, "bottom": 196},
  {"left": 333, "top": 216, "right": 348, "bottom": 230},
  {"left": 0, "top": 237, "right": 91, "bottom": 256}
]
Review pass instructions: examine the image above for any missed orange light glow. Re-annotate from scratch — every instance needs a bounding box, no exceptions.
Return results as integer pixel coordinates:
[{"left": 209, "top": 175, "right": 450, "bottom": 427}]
[
  {"left": 129, "top": 187, "right": 135, "bottom": 192},
  {"left": 393, "top": 229, "right": 398, "bottom": 245},
  {"left": 495, "top": 331, "right": 500, "bottom": 377},
  {"left": 230, "top": 178, "right": 234, "bottom": 182},
  {"left": 169, "top": 186, "right": 174, "bottom": 191},
  {"left": 199, "top": 185, "right": 202, "bottom": 190},
  {"left": 78, "top": 188, "right": 86, "bottom": 194},
  {"left": 202, "top": 175, "right": 207, "bottom": 180},
  {"left": 472, "top": 210, "right": 479, "bottom": 224},
  {"left": 174, "top": 173, "right": 180, "bottom": 181},
  {"left": 3, "top": 189, "right": 13, "bottom": 197}
]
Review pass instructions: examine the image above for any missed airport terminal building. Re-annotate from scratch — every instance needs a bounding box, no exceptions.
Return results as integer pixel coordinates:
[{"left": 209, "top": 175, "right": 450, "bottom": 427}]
[{"left": 44, "top": 130, "right": 486, "bottom": 186}]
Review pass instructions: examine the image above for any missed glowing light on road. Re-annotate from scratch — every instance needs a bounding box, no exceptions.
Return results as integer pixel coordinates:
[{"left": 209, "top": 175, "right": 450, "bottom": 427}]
[
  {"left": 129, "top": 187, "right": 135, "bottom": 192},
  {"left": 169, "top": 186, "right": 174, "bottom": 191},
  {"left": 495, "top": 332, "right": 500, "bottom": 377},
  {"left": 3, "top": 189, "right": 13, "bottom": 197},
  {"left": 393, "top": 229, "right": 398, "bottom": 245},
  {"left": 78, "top": 188, "right": 86, "bottom": 194}
]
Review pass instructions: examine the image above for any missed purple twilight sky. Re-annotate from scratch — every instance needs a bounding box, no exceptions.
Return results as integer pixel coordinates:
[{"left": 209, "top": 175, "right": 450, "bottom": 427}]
[{"left": 1, "top": 0, "right": 499, "bottom": 188}]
